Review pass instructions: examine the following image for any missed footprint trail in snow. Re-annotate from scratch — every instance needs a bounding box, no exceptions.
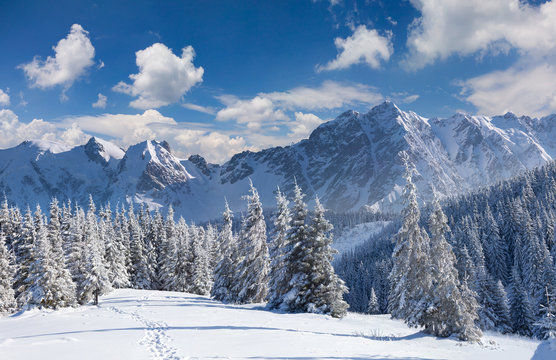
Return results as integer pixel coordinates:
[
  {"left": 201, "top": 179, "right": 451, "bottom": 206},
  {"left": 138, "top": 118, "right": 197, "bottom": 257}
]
[{"left": 109, "top": 294, "right": 182, "bottom": 360}]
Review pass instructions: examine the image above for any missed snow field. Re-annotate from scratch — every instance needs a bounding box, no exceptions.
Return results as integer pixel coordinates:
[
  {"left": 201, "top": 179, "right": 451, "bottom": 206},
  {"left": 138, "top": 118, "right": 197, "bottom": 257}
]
[{"left": 0, "top": 289, "right": 543, "bottom": 360}]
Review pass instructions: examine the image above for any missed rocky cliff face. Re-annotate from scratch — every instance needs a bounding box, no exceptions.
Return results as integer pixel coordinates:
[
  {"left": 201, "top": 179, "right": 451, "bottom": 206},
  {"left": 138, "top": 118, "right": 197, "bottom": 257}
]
[{"left": 0, "top": 102, "right": 554, "bottom": 221}]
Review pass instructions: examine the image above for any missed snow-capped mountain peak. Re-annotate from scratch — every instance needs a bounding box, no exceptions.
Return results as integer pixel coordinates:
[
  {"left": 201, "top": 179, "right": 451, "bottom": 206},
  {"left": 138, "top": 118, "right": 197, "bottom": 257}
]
[{"left": 1, "top": 102, "right": 555, "bottom": 221}]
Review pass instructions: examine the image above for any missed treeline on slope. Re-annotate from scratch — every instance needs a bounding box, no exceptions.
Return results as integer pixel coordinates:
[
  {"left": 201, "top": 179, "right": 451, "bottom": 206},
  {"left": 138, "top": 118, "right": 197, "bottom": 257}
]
[
  {"left": 336, "top": 154, "right": 556, "bottom": 340},
  {"left": 0, "top": 180, "right": 348, "bottom": 319}
]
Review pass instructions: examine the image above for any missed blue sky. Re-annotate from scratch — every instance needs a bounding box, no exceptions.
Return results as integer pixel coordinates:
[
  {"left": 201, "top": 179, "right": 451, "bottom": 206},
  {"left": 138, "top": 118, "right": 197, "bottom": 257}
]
[{"left": 0, "top": 0, "right": 554, "bottom": 162}]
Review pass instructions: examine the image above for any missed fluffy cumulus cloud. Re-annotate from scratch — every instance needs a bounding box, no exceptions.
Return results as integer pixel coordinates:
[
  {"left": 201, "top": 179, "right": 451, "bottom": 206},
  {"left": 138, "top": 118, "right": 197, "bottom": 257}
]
[
  {"left": 113, "top": 43, "right": 204, "bottom": 109},
  {"left": 405, "top": 0, "right": 556, "bottom": 69},
  {"left": 19, "top": 24, "right": 95, "bottom": 89},
  {"left": 215, "top": 81, "right": 382, "bottom": 139},
  {"left": 92, "top": 93, "right": 107, "bottom": 109},
  {"left": 61, "top": 110, "right": 251, "bottom": 163},
  {"left": 289, "top": 112, "right": 325, "bottom": 140},
  {"left": 317, "top": 25, "right": 393, "bottom": 72},
  {"left": 459, "top": 62, "right": 556, "bottom": 117},
  {"left": 0, "top": 89, "right": 9, "bottom": 106},
  {"left": 216, "top": 96, "right": 288, "bottom": 130},
  {"left": 0, "top": 109, "right": 88, "bottom": 149}
]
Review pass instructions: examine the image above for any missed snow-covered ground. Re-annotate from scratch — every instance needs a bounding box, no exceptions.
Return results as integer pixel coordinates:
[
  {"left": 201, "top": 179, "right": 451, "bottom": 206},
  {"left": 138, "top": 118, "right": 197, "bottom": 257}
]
[
  {"left": 0, "top": 289, "right": 544, "bottom": 359},
  {"left": 333, "top": 221, "right": 390, "bottom": 254}
]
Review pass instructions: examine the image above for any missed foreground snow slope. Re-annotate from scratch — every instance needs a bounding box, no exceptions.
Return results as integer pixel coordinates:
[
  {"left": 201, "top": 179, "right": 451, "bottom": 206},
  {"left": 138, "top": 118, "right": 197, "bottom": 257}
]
[{"left": 0, "top": 289, "right": 542, "bottom": 360}]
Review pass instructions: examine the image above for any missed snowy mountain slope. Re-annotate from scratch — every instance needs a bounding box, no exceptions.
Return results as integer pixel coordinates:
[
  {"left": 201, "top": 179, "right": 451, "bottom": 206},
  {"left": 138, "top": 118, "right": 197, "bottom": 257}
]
[
  {"left": 0, "top": 289, "right": 542, "bottom": 360},
  {"left": 0, "top": 101, "right": 555, "bottom": 221}
]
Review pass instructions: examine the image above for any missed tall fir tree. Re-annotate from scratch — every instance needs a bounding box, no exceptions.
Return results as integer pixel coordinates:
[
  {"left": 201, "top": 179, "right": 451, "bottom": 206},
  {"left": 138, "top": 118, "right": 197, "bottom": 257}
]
[
  {"left": 78, "top": 196, "right": 111, "bottom": 305},
  {"left": 211, "top": 200, "right": 240, "bottom": 302},
  {"left": 389, "top": 152, "right": 432, "bottom": 327},
  {"left": 47, "top": 198, "right": 76, "bottom": 307},
  {"left": 304, "top": 196, "right": 348, "bottom": 317},
  {"left": 267, "top": 187, "right": 292, "bottom": 309},
  {"left": 425, "top": 198, "right": 481, "bottom": 340},
  {"left": 233, "top": 181, "right": 270, "bottom": 304},
  {"left": 0, "top": 232, "right": 16, "bottom": 314}
]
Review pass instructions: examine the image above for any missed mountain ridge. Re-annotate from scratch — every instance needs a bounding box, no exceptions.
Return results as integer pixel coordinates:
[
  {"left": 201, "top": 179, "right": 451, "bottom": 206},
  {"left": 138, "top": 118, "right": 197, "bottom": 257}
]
[{"left": 1, "top": 101, "right": 555, "bottom": 221}]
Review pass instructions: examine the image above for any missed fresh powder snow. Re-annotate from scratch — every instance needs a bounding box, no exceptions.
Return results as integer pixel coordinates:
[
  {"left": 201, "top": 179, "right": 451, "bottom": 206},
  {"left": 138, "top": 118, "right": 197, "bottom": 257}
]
[{"left": 0, "top": 289, "right": 545, "bottom": 359}]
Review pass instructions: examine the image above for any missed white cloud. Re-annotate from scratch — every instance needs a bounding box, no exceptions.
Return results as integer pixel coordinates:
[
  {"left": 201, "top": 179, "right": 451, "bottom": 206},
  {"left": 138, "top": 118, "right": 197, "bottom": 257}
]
[
  {"left": 62, "top": 110, "right": 251, "bottom": 163},
  {"left": 92, "top": 93, "right": 107, "bottom": 109},
  {"left": 317, "top": 25, "right": 393, "bottom": 71},
  {"left": 289, "top": 112, "right": 325, "bottom": 140},
  {"left": 265, "top": 81, "right": 383, "bottom": 110},
  {"left": 458, "top": 62, "right": 556, "bottom": 117},
  {"left": 0, "top": 109, "right": 88, "bottom": 149},
  {"left": 0, "top": 89, "right": 9, "bottom": 106},
  {"left": 19, "top": 24, "right": 95, "bottom": 89},
  {"left": 405, "top": 0, "right": 556, "bottom": 69},
  {"left": 216, "top": 96, "right": 288, "bottom": 130},
  {"left": 215, "top": 81, "right": 382, "bottom": 136},
  {"left": 113, "top": 43, "right": 204, "bottom": 109},
  {"left": 390, "top": 92, "right": 420, "bottom": 104},
  {"left": 181, "top": 103, "right": 216, "bottom": 115}
]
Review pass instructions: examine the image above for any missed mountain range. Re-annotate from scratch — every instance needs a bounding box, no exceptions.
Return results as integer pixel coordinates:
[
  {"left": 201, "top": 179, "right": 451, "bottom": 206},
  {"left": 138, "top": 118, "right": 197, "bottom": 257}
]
[{"left": 1, "top": 101, "right": 555, "bottom": 221}]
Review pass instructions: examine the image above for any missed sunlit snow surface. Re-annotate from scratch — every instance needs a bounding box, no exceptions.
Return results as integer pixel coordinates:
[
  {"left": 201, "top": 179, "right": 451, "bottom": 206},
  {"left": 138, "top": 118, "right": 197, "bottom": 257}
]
[{"left": 0, "top": 289, "right": 543, "bottom": 359}]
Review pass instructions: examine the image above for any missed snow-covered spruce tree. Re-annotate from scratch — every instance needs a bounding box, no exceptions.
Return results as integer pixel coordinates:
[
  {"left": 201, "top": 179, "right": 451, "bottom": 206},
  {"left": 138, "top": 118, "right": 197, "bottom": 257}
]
[
  {"left": 171, "top": 217, "right": 190, "bottom": 292},
  {"left": 78, "top": 196, "right": 111, "bottom": 305},
  {"left": 481, "top": 204, "right": 508, "bottom": 284},
  {"left": 303, "top": 196, "right": 348, "bottom": 317},
  {"left": 424, "top": 198, "right": 481, "bottom": 340},
  {"left": 102, "top": 205, "right": 129, "bottom": 289},
  {"left": 211, "top": 200, "right": 240, "bottom": 302},
  {"left": 46, "top": 198, "right": 76, "bottom": 307},
  {"left": 267, "top": 186, "right": 292, "bottom": 309},
  {"left": 233, "top": 181, "right": 270, "bottom": 304},
  {"left": 535, "top": 287, "right": 556, "bottom": 340},
  {"left": 280, "top": 180, "right": 310, "bottom": 312},
  {"left": 13, "top": 207, "right": 35, "bottom": 302},
  {"left": 0, "top": 232, "right": 16, "bottom": 314},
  {"left": 510, "top": 264, "right": 535, "bottom": 337},
  {"left": 492, "top": 279, "right": 512, "bottom": 333},
  {"left": 190, "top": 226, "right": 213, "bottom": 295},
  {"left": 18, "top": 205, "right": 60, "bottom": 309},
  {"left": 388, "top": 152, "right": 432, "bottom": 326},
  {"left": 158, "top": 206, "right": 178, "bottom": 291},
  {"left": 128, "top": 206, "right": 151, "bottom": 290},
  {"left": 367, "top": 288, "right": 380, "bottom": 315}
]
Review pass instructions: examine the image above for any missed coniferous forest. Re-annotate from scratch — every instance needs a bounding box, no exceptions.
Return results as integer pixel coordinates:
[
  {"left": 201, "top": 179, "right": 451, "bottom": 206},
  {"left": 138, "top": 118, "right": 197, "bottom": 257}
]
[{"left": 2, "top": 153, "right": 556, "bottom": 343}]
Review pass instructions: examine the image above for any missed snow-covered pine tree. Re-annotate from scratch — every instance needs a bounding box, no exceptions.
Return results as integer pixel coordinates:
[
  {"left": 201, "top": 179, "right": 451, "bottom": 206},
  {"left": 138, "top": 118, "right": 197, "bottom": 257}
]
[
  {"left": 171, "top": 217, "right": 190, "bottom": 292},
  {"left": 46, "top": 198, "right": 76, "bottom": 307},
  {"left": 388, "top": 152, "right": 432, "bottom": 326},
  {"left": 128, "top": 206, "right": 150, "bottom": 290},
  {"left": 367, "top": 288, "right": 380, "bottom": 315},
  {"left": 0, "top": 232, "right": 16, "bottom": 314},
  {"left": 535, "top": 287, "right": 556, "bottom": 339},
  {"left": 158, "top": 206, "right": 178, "bottom": 291},
  {"left": 304, "top": 196, "right": 348, "bottom": 317},
  {"left": 78, "top": 196, "right": 111, "bottom": 305},
  {"left": 13, "top": 207, "right": 35, "bottom": 303},
  {"left": 281, "top": 180, "right": 310, "bottom": 313},
  {"left": 267, "top": 186, "right": 292, "bottom": 309},
  {"left": 492, "top": 279, "right": 512, "bottom": 333},
  {"left": 510, "top": 264, "right": 535, "bottom": 337},
  {"left": 425, "top": 198, "right": 481, "bottom": 340},
  {"left": 233, "top": 181, "right": 270, "bottom": 304},
  {"left": 102, "top": 205, "right": 129, "bottom": 289},
  {"left": 481, "top": 204, "right": 508, "bottom": 284},
  {"left": 190, "top": 226, "right": 213, "bottom": 295},
  {"left": 17, "top": 205, "right": 60, "bottom": 309},
  {"left": 211, "top": 200, "right": 240, "bottom": 302}
]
